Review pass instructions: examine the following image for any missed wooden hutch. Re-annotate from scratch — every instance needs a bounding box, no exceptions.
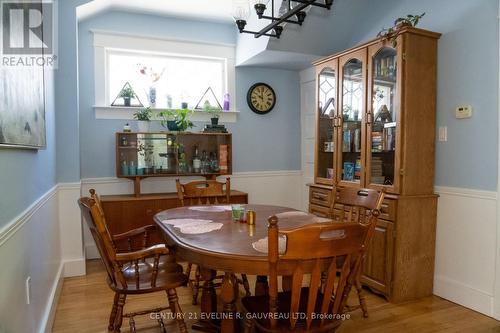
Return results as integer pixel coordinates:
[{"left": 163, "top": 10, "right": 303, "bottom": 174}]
[
  {"left": 308, "top": 27, "right": 441, "bottom": 302},
  {"left": 100, "top": 132, "right": 247, "bottom": 242}
]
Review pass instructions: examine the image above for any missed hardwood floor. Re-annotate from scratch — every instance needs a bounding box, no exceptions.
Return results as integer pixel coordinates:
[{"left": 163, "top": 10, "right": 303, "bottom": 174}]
[{"left": 53, "top": 260, "right": 500, "bottom": 333}]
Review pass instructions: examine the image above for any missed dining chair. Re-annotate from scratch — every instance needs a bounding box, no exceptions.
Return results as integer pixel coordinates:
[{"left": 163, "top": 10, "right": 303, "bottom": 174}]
[
  {"left": 175, "top": 178, "right": 251, "bottom": 304},
  {"left": 329, "top": 186, "right": 385, "bottom": 318},
  {"left": 79, "top": 190, "right": 189, "bottom": 333},
  {"left": 241, "top": 213, "right": 379, "bottom": 332}
]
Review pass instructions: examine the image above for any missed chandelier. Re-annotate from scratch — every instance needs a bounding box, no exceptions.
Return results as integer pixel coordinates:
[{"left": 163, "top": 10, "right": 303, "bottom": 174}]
[{"left": 232, "top": 0, "right": 333, "bottom": 39}]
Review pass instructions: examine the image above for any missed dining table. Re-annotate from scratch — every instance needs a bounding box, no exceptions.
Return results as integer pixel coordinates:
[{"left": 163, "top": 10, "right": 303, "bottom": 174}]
[{"left": 154, "top": 204, "right": 329, "bottom": 333}]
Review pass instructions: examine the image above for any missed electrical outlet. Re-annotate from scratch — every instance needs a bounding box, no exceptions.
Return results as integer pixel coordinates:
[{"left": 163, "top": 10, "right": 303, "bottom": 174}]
[
  {"left": 456, "top": 105, "right": 472, "bottom": 119},
  {"left": 25, "top": 276, "right": 31, "bottom": 305},
  {"left": 438, "top": 126, "right": 447, "bottom": 142}
]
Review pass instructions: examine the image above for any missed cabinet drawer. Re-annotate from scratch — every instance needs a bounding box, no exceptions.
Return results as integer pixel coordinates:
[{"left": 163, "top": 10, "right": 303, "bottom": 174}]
[
  {"left": 309, "top": 204, "right": 331, "bottom": 218},
  {"left": 380, "top": 199, "right": 397, "bottom": 221},
  {"left": 309, "top": 187, "right": 332, "bottom": 207}
]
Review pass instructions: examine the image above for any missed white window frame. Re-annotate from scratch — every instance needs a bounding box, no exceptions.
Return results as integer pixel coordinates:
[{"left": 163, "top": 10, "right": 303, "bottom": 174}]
[{"left": 92, "top": 30, "right": 238, "bottom": 122}]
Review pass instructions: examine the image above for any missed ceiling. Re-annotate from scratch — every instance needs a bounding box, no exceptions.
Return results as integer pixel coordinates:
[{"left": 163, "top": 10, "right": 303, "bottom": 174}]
[{"left": 77, "top": 0, "right": 235, "bottom": 23}]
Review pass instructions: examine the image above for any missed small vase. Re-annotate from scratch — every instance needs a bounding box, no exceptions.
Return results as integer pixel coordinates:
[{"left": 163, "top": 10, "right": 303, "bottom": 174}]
[
  {"left": 211, "top": 117, "right": 219, "bottom": 126},
  {"left": 181, "top": 102, "right": 188, "bottom": 109},
  {"left": 123, "top": 97, "right": 131, "bottom": 106},
  {"left": 137, "top": 121, "right": 150, "bottom": 132}
]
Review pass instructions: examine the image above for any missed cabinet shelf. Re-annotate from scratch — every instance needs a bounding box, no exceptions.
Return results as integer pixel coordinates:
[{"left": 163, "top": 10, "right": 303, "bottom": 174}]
[{"left": 116, "top": 132, "right": 232, "bottom": 196}]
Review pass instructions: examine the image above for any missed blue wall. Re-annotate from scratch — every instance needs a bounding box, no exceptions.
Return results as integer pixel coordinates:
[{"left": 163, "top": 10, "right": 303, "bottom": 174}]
[
  {"left": 0, "top": 71, "right": 57, "bottom": 227},
  {"left": 77, "top": 11, "right": 301, "bottom": 178},
  {"left": 347, "top": 0, "right": 499, "bottom": 190}
]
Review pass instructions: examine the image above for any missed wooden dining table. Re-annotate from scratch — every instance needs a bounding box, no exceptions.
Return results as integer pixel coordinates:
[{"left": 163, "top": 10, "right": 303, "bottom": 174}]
[{"left": 154, "top": 204, "right": 328, "bottom": 333}]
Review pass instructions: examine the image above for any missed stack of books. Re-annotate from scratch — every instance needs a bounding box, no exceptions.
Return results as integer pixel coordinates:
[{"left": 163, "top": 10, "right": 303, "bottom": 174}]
[
  {"left": 371, "top": 157, "right": 385, "bottom": 184},
  {"left": 203, "top": 124, "right": 228, "bottom": 133}
]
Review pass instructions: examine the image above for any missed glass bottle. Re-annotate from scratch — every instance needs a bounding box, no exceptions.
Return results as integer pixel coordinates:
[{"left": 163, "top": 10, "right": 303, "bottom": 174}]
[
  {"left": 201, "top": 150, "right": 208, "bottom": 173},
  {"left": 210, "top": 152, "right": 219, "bottom": 172},
  {"left": 223, "top": 93, "right": 230, "bottom": 111},
  {"left": 193, "top": 146, "right": 201, "bottom": 173}
]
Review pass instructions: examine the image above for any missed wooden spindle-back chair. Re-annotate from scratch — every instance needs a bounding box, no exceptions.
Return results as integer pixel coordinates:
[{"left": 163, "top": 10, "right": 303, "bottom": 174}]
[
  {"left": 242, "top": 214, "right": 379, "bottom": 332},
  {"left": 176, "top": 178, "right": 231, "bottom": 206},
  {"left": 329, "top": 187, "right": 385, "bottom": 317},
  {"left": 175, "top": 178, "right": 251, "bottom": 304},
  {"left": 79, "top": 191, "right": 188, "bottom": 333}
]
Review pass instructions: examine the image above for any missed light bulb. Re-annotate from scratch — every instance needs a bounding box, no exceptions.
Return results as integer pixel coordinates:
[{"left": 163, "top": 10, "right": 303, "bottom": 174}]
[
  {"left": 278, "top": 0, "right": 288, "bottom": 16},
  {"left": 232, "top": 0, "right": 251, "bottom": 20}
]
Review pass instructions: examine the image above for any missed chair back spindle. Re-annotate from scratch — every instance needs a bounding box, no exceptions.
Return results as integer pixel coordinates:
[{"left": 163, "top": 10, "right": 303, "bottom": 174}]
[{"left": 176, "top": 178, "right": 230, "bottom": 206}]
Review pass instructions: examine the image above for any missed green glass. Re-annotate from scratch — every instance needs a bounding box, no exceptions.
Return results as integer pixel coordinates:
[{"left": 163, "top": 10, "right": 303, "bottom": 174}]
[{"left": 231, "top": 205, "right": 244, "bottom": 221}]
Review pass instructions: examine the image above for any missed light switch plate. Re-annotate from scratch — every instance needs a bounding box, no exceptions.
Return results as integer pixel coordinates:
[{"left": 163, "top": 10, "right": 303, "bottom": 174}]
[
  {"left": 456, "top": 105, "right": 472, "bottom": 119},
  {"left": 438, "top": 126, "right": 447, "bottom": 142}
]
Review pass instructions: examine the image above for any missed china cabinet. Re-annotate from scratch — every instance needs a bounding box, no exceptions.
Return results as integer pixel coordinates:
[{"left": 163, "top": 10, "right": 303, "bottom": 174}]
[{"left": 309, "top": 27, "right": 441, "bottom": 302}]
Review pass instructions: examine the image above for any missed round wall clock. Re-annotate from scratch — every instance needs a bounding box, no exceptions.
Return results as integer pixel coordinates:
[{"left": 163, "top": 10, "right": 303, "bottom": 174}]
[{"left": 247, "top": 82, "right": 276, "bottom": 114}]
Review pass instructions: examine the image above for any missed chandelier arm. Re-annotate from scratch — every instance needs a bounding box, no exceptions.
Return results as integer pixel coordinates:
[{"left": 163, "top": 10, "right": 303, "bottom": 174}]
[
  {"left": 260, "top": 14, "right": 302, "bottom": 25},
  {"left": 240, "top": 30, "right": 281, "bottom": 38},
  {"left": 292, "top": 0, "right": 332, "bottom": 9},
  {"left": 254, "top": 0, "right": 312, "bottom": 38}
]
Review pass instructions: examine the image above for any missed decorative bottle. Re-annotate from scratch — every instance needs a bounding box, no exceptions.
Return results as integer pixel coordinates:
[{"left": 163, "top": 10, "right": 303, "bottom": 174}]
[
  {"left": 223, "top": 93, "right": 230, "bottom": 111},
  {"left": 193, "top": 146, "right": 201, "bottom": 173}
]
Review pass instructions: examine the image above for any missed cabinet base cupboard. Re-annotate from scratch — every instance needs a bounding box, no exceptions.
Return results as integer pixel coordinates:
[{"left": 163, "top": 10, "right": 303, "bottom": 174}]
[{"left": 309, "top": 27, "right": 441, "bottom": 302}]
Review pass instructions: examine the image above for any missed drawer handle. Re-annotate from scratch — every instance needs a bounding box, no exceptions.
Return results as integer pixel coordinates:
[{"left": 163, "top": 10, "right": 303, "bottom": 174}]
[{"left": 312, "top": 193, "right": 327, "bottom": 200}]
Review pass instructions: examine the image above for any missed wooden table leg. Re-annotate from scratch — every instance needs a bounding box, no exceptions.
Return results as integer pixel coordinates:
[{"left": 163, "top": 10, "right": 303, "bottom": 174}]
[
  {"left": 220, "top": 273, "right": 239, "bottom": 333},
  {"left": 255, "top": 275, "right": 269, "bottom": 296},
  {"left": 192, "top": 267, "right": 219, "bottom": 333},
  {"left": 282, "top": 275, "right": 292, "bottom": 292}
]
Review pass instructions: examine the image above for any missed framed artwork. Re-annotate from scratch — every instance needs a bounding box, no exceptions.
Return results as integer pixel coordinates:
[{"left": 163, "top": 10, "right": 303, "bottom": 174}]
[{"left": 0, "top": 1, "right": 46, "bottom": 149}]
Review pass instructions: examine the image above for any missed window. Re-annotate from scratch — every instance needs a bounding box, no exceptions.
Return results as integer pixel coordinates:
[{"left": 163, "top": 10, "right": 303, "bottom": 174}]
[
  {"left": 107, "top": 50, "right": 226, "bottom": 109},
  {"left": 93, "top": 32, "right": 236, "bottom": 120}
]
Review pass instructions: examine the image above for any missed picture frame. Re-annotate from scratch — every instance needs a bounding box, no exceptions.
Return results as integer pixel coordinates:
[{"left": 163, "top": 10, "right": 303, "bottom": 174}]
[{"left": 0, "top": 0, "right": 46, "bottom": 149}]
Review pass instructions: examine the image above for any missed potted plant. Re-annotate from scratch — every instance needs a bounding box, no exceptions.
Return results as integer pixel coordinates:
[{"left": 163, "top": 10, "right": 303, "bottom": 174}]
[
  {"left": 119, "top": 86, "right": 135, "bottom": 106},
  {"left": 377, "top": 13, "right": 425, "bottom": 47},
  {"left": 159, "top": 109, "right": 194, "bottom": 132},
  {"left": 203, "top": 101, "right": 222, "bottom": 125},
  {"left": 133, "top": 107, "right": 152, "bottom": 132}
]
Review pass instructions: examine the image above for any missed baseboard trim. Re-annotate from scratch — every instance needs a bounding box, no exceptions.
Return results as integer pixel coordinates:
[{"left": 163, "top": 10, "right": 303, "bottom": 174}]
[
  {"left": 39, "top": 262, "right": 64, "bottom": 333},
  {"left": 63, "top": 258, "right": 86, "bottom": 277},
  {"left": 0, "top": 185, "right": 58, "bottom": 247},
  {"left": 434, "top": 275, "right": 494, "bottom": 316}
]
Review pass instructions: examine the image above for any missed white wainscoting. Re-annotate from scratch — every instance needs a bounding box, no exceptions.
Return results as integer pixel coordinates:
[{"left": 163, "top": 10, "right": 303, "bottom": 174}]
[
  {"left": 58, "top": 183, "right": 86, "bottom": 277},
  {"left": 0, "top": 186, "right": 63, "bottom": 333},
  {"left": 433, "top": 186, "right": 497, "bottom": 317},
  {"left": 81, "top": 170, "right": 303, "bottom": 259}
]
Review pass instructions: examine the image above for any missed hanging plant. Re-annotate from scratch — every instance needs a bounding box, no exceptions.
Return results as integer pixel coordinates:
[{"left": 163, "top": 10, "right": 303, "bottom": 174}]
[{"left": 377, "top": 13, "right": 426, "bottom": 47}]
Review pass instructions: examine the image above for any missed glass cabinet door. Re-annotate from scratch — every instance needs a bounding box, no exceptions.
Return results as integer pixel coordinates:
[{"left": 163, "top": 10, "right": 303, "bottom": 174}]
[
  {"left": 367, "top": 43, "right": 400, "bottom": 192},
  {"left": 315, "top": 62, "right": 338, "bottom": 184},
  {"left": 338, "top": 50, "right": 366, "bottom": 186}
]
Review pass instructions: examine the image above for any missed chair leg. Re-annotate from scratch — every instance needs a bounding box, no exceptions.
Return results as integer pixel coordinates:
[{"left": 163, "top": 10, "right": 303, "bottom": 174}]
[
  {"left": 356, "top": 279, "right": 368, "bottom": 318},
  {"left": 185, "top": 262, "right": 193, "bottom": 278},
  {"left": 167, "top": 289, "right": 188, "bottom": 333},
  {"left": 243, "top": 317, "right": 254, "bottom": 333},
  {"left": 108, "top": 292, "right": 120, "bottom": 331},
  {"left": 192, "top": 265, "right": 201, "bottom": 305},
  {"left": 113, "top": 294, "right": 127, "bottom": 332},
  {"left": 241, "top": 274, "right": 251, "bottom": 297}
]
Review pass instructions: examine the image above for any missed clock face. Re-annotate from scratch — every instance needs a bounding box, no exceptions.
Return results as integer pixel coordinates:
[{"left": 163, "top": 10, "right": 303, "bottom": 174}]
[{"left": 247, "top": 83, "right": 276, "bottom": 114}]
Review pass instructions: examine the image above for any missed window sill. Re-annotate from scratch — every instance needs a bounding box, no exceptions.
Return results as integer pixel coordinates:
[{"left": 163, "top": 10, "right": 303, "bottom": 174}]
[{"left": 93, "top": 106, "right": 239, "bottom": 123}]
